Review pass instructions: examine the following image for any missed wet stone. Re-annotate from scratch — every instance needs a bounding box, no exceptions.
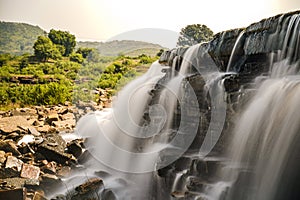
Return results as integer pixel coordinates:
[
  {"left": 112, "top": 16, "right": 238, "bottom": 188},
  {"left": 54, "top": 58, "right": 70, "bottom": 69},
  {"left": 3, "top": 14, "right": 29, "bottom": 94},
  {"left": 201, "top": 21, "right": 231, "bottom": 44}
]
[
  {"left": 186, "top": 177, "right": 206, "bottom": 193},
  {"left": 101, "top": 189, "right": 117, "bottom": 200},
  {"left": 66, "top": 140, "right": 83, "bottom": 158},
  {"left": 75, "top": 177, "right": 104, "bottom": 195}
]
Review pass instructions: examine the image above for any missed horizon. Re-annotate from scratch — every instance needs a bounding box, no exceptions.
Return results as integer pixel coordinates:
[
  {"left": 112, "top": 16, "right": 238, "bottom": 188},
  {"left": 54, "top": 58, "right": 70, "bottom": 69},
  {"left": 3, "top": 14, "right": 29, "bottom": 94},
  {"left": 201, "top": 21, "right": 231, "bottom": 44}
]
[{"left": 0, "top": 0, "right": 300, "bottom": 48}]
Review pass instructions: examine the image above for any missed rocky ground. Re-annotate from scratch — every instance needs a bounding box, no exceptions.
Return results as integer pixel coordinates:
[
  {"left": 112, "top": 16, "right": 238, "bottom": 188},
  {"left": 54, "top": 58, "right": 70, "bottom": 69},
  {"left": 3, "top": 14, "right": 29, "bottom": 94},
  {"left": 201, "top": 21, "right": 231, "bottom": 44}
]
[{"left": 0, "top": 96, "right": 112, "bottom": 199}]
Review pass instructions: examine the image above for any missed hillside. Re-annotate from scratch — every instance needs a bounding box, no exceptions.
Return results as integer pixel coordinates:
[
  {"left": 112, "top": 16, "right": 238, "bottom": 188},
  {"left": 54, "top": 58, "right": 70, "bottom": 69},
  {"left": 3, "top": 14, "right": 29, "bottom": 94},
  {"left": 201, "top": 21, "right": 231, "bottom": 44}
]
[
  {"left": 77, "top": 40, "right": 165, "bottom": 56},
  {"left": 0, "top": 21, "right": 46, "bottom": 55},
  {"left": 0, "top": 21, "right": 166, "bottom": 57}
]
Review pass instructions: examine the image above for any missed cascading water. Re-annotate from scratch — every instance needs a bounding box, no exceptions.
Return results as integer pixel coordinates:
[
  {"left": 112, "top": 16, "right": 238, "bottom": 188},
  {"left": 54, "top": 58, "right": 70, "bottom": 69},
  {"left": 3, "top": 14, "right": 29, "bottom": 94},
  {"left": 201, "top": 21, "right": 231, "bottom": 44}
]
[
  {"left": 52, "top": 11, "right": 300, "bottom": 200},
  {"left": 205, "top": 12, "right": 300, "bottom": 200}
]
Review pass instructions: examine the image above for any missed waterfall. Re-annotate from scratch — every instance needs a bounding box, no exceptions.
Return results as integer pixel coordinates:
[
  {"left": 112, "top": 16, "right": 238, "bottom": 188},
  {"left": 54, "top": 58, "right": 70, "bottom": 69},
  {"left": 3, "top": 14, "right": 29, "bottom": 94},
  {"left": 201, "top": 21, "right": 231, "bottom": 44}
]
[
  {"left": 205, "top": 12, "right": 300, "bottom": 200},
  {"left": 52, "top": 11, "right": 300, "bottom": 200}
]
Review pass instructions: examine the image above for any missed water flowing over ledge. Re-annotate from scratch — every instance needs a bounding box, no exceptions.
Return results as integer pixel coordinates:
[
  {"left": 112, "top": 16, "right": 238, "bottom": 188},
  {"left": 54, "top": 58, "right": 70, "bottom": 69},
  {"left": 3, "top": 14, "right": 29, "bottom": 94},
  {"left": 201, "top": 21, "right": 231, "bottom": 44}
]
[{"left": 47, "top": 10, "right": 300, "bottom": 200}]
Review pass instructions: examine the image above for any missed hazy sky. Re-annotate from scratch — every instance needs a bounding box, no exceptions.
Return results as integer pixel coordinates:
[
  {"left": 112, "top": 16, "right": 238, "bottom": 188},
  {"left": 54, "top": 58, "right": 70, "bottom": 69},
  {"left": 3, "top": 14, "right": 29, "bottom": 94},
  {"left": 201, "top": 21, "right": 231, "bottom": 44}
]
[{"left": 0, "top": 0, "right": 299, "bottom": 42}]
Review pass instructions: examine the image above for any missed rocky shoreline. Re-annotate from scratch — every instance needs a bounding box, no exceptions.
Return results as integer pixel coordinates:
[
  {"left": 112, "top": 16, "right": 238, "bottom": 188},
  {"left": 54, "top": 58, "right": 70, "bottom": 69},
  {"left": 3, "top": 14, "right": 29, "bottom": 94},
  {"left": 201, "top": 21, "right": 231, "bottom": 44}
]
[{"left": 0, "top": 97, "right": 112, "bottom": 199}]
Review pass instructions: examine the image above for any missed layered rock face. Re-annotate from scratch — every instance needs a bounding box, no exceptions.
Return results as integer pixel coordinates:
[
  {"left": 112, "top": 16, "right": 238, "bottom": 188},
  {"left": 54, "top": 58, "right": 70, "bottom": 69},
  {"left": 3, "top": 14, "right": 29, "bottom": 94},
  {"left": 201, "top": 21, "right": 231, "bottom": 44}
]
[{"left": 154, "top": 10, "right": 300, "bottom": 199}]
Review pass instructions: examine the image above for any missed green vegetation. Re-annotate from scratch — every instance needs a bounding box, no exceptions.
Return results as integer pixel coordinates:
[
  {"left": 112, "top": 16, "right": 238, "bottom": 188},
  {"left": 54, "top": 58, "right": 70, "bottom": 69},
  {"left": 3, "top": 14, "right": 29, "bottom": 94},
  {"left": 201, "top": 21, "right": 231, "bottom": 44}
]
[
  {"left": 177, "top": 24, "right": 214, "bottom": 47},
  {"left": 0, "top": 21, "right": 46, "bottom": 55},
  {"left": 0, "top": 26, "right": 161, "bottom": 109}
]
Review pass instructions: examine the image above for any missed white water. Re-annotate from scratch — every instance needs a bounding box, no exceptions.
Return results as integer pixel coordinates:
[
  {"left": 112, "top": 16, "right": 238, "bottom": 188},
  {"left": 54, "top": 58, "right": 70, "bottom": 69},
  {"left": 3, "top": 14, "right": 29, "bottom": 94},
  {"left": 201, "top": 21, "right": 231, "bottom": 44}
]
[
  {"left": 206, "top": 12, "right": 300, "bottom": 200},
  {"left": 226, "top": 30, "right": 245, "bottom": 72}
]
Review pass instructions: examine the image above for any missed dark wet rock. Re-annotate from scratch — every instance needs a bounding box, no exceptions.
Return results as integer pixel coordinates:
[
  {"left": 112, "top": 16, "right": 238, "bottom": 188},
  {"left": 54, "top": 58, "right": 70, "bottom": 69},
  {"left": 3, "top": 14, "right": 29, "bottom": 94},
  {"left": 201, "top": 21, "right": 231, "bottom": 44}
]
[
  {"left": 101, "top": 189, "right": 117, "bottom": 200},
  {"left": 39, "top": 173, "right": 62, "bottom": 195},
  {"left": 65, "top": 177, "right": 104, "bottom": 200},
  {"left": 37, "top": 144, "right": 74, "bottom": 164},
  {"left": 77, "top": 149, "right": 93, "bottom": 164},
  {"left": 186, "top": 177, "right": 206, "bottom": 193},
  {"left": 66, "top": 140, "right": 83, "bottom": 158},
  {"left": 37, "top": 134, "right": 75, "bottom": 164},
  {"left": 75, "top": 177, "right": 103, "bottom": 194},
  {"left": 18, "top": 143, "right": 35, "bottom": 154},
  {"left": 20, "top": 163, "right": 40, "bottom": 180},
  {"left": 0, "top": 140, "right": 21, "bottom": 156},
  {"left": 94, "top": 170, "right": 111, "bottom": 178},
  {"left": 0, "top": 187, "right": 27, "bottom": 200},
  {"left": 0, "top": 167, "right": 20, "bottom": 179}
]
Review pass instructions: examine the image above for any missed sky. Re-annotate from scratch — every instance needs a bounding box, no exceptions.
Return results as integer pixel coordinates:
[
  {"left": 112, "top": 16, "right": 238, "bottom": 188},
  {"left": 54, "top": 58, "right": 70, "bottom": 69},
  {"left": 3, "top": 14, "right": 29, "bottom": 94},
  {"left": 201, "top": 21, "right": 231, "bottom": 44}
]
[{"left": 0, "top": 0, "right": 300, "bottom": 46}]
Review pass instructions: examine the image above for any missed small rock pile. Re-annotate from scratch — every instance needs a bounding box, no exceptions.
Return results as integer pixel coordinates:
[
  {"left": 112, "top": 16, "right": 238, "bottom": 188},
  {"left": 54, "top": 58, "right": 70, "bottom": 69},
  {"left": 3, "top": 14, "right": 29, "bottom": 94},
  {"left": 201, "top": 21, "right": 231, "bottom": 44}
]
[{"left": 0, "top": 100, "right": 112, "bottom": 200}]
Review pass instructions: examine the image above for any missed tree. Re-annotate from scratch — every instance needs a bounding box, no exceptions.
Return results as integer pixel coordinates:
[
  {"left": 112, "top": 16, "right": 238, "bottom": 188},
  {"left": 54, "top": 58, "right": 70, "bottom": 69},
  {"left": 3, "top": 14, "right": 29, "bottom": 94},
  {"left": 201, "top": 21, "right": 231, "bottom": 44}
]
[
  {"left": 48, "top": 29, "right": 76, "bottom": 56},
  {"left": 70, "top": 52, "right": 84, "bottom": 63},
  {"left": 33, "top": 36, "right": 61, "bottom": 62},
  {"left": 76, "top": 47, "right": 93, "bottom": 58},
  {"left": 177, "top": 24, "right": 214, "bottom": 47}
]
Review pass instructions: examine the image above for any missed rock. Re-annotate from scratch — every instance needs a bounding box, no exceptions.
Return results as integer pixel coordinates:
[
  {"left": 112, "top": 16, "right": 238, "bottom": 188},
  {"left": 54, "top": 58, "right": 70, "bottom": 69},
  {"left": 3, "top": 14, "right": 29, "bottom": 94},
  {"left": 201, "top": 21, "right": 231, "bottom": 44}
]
[
  {"left": 39, "top": 173, "right": 62, "bottom": 194},
  {"left": 32, "top": 120, "right": 41, "bottom": 126},
  {"left": 101, "top": 189, "right": 117, "bottom": 200},
  {"left": 18, "top": 143, "right": 35, "bottom": 154},
  {"left": 52, "top": 119, "right": 75, "bottom": 131},
  {"left": 0, "top": 140, "right": 21, "bottom": 156},
  {"left": 0, "top": 177, "right": 37, "bottom": 188},
  {"left": 20, "top": 163, "right": 40, "bottom": 180},
  {"left": 37, "top": 144, "right": 74, "bottom": 164},
  {"left": 33, "top": 191, "right": 47, "bottom": 200},
  {"left": 186, "top": 177, "right": 206, "bottom": 193},
  {"left": 66, "top": 140, "right": 82, "bottom": 158},
  {"left": 0, "top": 116, "right": 30, "bottom": 134},
  {"left": 36, "top": 125, "right": 52, "bottom": 134},
  {"left": 5, "top": 155, "right": 23, "bottom": 171},
  {"left": 75, "top": 177, "right": 103, "bottom": 195},
  {"left": 40, "top": 161, "right": 56, "bottom": 174},
  {"left": 28, "top": 127, "right": 41, "bottom": 136},
  {"left": 59, "top": 112, "right": 74, "bottom": 121},
  {"left": 56, "top": 166, "right": 71, "bottom": 177},
  {"left": 0, "top": 150, "right": 6, "bottom": 164},
  {"left": 45, "top": 112, "right": 59, "bottom": 125},
  {"left": 0, "top": 187, "right": 27, "bottom": 200}
]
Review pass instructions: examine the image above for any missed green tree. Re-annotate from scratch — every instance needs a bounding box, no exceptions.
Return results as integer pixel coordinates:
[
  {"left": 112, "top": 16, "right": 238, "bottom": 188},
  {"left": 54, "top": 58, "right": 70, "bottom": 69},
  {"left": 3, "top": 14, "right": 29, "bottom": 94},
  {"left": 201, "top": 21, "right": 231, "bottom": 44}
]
[
  {"left": 76, "top": 47, "right": 93, "bottom": 58},
  {"left": 70, "top": 52, "right": 84, "bottom": 63},
  {"left": 48, "top": 29, "right": 76, "bottom": 56},
  {"left": 177, "top": 24, "right": 214, "bottom": 47},
  {"left": 33, "top": 36, "right": 61, "bottom": 62}
]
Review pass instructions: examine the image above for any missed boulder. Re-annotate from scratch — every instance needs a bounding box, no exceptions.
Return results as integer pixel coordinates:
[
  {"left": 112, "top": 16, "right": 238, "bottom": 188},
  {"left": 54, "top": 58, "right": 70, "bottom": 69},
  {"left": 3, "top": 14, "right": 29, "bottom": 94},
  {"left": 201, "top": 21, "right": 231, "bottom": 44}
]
[{"left": 0, "top": 116, "right": 30, "bottom": 134}]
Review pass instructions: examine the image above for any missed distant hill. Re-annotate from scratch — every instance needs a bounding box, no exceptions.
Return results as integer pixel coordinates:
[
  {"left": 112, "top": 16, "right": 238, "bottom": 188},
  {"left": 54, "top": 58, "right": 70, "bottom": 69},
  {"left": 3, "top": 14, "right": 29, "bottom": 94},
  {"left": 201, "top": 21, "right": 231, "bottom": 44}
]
[
  {"left": 0, "top": 21, "right": 46, "bottom": 55},
  {"left": 0, "top": 21, "right": 165, "bottom": 56},
  {"left": 77, "top": 40, "right": 165, "bottom": 56}
]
